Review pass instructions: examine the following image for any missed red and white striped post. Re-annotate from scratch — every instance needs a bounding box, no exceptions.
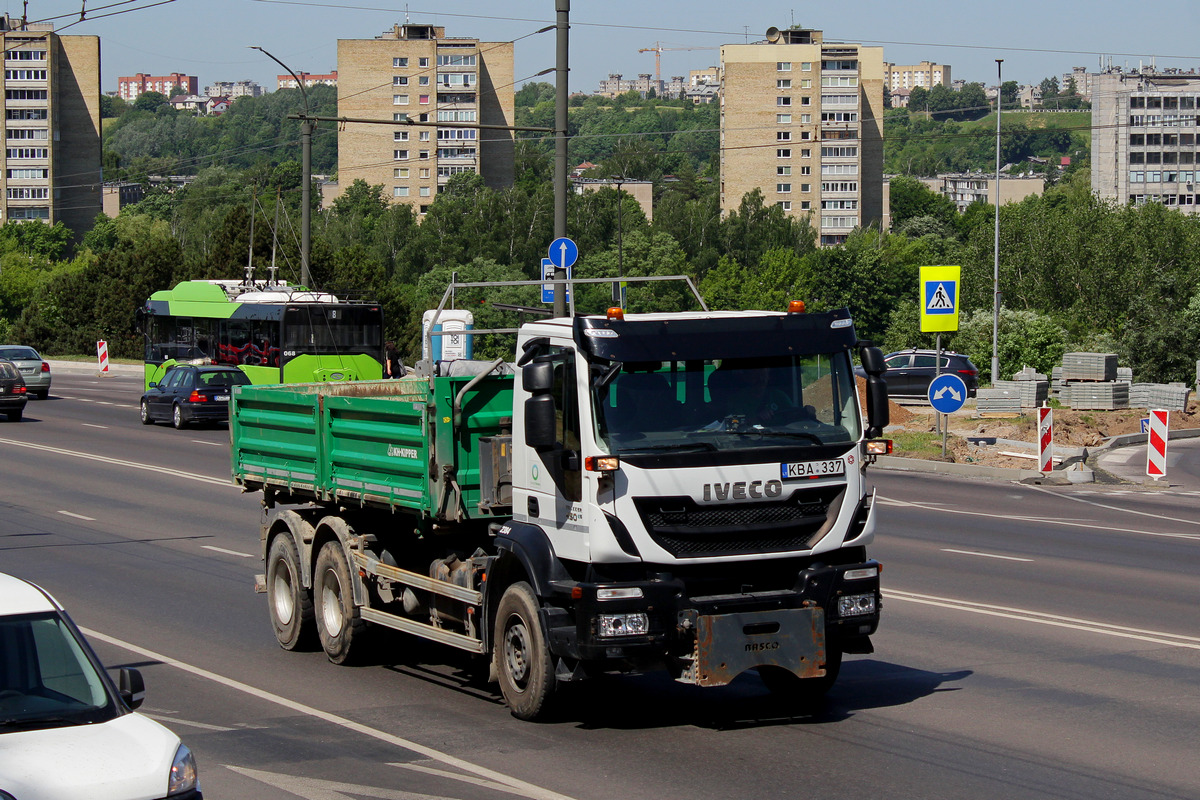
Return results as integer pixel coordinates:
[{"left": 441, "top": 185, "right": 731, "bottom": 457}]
[
  {"left": 1038, "top": 405, "right": 1053, "bottom": 473},
  {"left": 96, "top": 340, "right": 109, "bottom": 375},
  {"left": 1146, "top": 409, "right": 1169, "bottom": 480}
]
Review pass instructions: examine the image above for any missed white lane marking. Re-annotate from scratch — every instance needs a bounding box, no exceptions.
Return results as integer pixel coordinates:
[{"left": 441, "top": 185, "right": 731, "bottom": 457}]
[
  {"left": 82, "top": 423, "right": 108, "bottom": 429},
  {"left": 140, "top": 712, "right": 237, "bottom": 732},
  {"left": 201, "top": 545, "right": 253, "bottom": 558},
  {"left": 880, "top": 494, "right": 1200, "bottom": 541},
  {"left": 1027, "top": 484, "right": 1200, "bottom": 528},
  {"left": 191, "top": 440, "right": 223, "bottom": 447},
  {"left": 76, "top": 398, "right": 94, "bottom": 402},
  {"left": 884, "top": 589, "right": 1200, "bottom": 650},
  {"left": 227, "top": 767, "right": 461, "bottom": 800},
  {"left": 97, "top": 401, "right": 114, "bottom": 406},
  {"left": 941, "top": 548, "right": 1033, "bottom": 562},
  {"left": 81, "top": 628, "right": 577, "bottom": 800},
  {"left": 0, "top": 437, "right": 235, "bottom": 488},
  {"left": 57, "top": 510, "right": 96, "bottom": 521},
  {"left": 391, "top": 762, "right": 539, "bottom": 799}
]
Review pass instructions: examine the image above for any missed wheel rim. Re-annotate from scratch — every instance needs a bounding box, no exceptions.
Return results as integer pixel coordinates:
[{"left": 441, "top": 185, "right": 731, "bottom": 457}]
[
  {"left": 140, "top": 402, "right": 148, "bottom": 422},
  {"left": 272, "top": 563, "right": 295, "bottom": 626},
  {"left": 503, "top": 616, "right": 531, "bottom": 689},
  {"left": 173, "top": 407, "right": 182, "bottom": 426},
  {"left": 319, "top": 569, "right": 344, "bottom": 637}
]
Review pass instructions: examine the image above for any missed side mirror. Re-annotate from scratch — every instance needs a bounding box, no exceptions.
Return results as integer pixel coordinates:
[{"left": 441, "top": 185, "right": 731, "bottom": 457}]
[
  {"left": 522, "top": 361, "right": 554, "bottom": 394},
  {"left": 525, "top": 394, "right": 557, "bottom": 448},
  {"left": 859, "top": 346, "right": 887, "bottom": 376},
  {"left": 148, "top": 382, "right": 157, "bottom": 388},
  {"left": 118, "top": 667, "right": 145, "bottom": 710},
  {"left": 865, "top": 374, "right": 889, "bottom": 437}
]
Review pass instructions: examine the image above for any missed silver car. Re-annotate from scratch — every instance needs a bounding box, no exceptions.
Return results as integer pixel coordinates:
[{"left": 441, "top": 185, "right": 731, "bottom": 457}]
[{"left": 0, "top": 345, "right": 50, "bottom": 399}]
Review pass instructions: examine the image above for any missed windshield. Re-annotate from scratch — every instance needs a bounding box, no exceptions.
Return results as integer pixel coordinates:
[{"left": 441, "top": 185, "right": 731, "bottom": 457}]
[
  {"left": 0, "top": 612, "right": 117, "bottom": 732},
  {"left": 593, "top": 354, "right": 862, "bottom": 455},
  {"left": 0, "top": 347, "right": 38, "bottom": 361},
  {"left": 199, "top": 371, "right": 251, "bottom": 388}
]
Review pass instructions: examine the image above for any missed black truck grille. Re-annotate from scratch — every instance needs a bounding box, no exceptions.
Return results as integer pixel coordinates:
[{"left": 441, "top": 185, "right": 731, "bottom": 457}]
[{"left": 633, "top": 485, "right": 846, "bottom": 558}]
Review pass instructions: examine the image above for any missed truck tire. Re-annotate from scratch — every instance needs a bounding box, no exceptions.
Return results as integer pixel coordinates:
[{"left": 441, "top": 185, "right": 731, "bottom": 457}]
[
  {"left": 313, "top": 541, "right": 367, "bottom": 664},
  {"left": 267, "top": 536, "right": 315, "bottom": 651},
  {"left": 494, "top": 581, "right": 556, "bottom": 721},
  {"left": 758, "top": 648, "right": 842, "bottom": 703}
]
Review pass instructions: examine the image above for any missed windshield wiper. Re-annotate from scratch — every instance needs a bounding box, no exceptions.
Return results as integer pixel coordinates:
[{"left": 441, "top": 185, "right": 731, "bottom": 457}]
[
  {"left": 0, "top": 715, "right": 79, "bottom": 731},
  {"left": 620, "top": 442, "right": 718, "bottom": 453}
]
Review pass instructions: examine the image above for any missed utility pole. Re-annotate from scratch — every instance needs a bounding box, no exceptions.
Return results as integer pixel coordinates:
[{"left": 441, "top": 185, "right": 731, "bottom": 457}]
[
  {"left": 552, "top": 0, "right": 569, "bottom": 318},
  {"left": 992, "top": 59, "right": 1003, "bottom": 385}
]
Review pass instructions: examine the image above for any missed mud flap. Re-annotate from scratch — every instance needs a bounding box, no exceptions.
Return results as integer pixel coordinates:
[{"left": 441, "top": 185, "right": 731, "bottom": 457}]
[{"left": 686, "top": 607, "right": 825, "bottom": 687}]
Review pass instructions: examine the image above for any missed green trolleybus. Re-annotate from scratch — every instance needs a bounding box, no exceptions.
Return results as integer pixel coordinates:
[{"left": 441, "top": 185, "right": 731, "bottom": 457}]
[{"left": 136, "top": 280, "right": 385, "bottom": 389}]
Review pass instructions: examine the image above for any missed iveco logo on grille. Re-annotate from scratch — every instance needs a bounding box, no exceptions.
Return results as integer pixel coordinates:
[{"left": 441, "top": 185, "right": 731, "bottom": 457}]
[{"left": 702, "top": 480, "right": 783, "bottom": 502}]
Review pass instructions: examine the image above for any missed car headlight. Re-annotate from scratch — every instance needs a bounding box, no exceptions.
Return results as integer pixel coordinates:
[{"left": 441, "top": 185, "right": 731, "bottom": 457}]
[{"left": 168, "top": 743, "right": 199, "bottom": 796}]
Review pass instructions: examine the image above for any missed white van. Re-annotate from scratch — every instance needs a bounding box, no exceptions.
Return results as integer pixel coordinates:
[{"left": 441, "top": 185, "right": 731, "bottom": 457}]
[{"left": 0, "top": 572, "right": 201, "bottom": 800}]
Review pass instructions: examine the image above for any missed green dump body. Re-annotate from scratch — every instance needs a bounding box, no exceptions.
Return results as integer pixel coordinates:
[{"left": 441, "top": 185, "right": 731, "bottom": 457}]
[{"left": 230, "top": 374, "right": 515, "bottom": 521}]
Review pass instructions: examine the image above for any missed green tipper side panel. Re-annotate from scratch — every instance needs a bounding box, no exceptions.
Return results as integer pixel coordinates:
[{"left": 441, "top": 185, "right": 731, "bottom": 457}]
[{"left": 231, "top": 374, "right": 514, "bottom": 520}]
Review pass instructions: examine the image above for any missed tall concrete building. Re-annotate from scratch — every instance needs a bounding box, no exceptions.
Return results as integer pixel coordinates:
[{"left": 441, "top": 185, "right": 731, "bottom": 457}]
[
  {"left": 1, "top": 15, "right": 101, "bottom": 238},
  {"left": 117, "top": 72, "right": 197, "bottom": 102},
  {"left": 720, "top": 27, "right": 884, "bottom": 246},
  {"left": 336, "top": 23, "right": 514, "bottom": 214},
  {"left": 1091, "top": 68, "right": 1200, "bottom": 215},
  {"left": 884, "top": 61, "right": 951, "bottom": 92}
]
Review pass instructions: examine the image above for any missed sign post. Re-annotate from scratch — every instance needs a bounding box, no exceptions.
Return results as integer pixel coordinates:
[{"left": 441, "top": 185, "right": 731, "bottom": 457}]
[
  {"left": 1146, "top": 409, "right": 1169, "bottom": 480},
  {"left": 546, "top": 237, "right": 578, "bottom": 315},
  {"left": 1038, "top": 405, "right": 1053, "bottom": 473}
]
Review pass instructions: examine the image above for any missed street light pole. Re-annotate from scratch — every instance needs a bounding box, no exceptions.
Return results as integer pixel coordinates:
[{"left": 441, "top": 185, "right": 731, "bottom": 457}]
[
  {"left": 250, "top": 46, "right": 312, "bottom": 289},
  {"left": 552, "top": 0, "right": 569, "bottom": 318},
  {"left": 991, "top": 58, "right": 1003, "bottom": 385}
]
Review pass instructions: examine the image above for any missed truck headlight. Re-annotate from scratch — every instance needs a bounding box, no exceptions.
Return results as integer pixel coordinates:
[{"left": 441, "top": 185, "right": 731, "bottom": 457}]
[
  {"left": 168, "top": 743, "right": 199, "bottom": 796},
  {"left": 597, "top": 612, "right": 649, "bottom": 637},
  {"left": 838, "top": 593, "right": 876, "bottom": 617}
]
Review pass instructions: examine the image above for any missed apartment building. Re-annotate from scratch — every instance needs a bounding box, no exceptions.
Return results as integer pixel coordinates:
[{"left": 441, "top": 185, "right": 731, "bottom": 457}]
[
  {"left": 1060, "top": 66, "right": 1093, "bottom": 102},
  {"left": 277, "top": 71, "right": 337, "bottom": 90},
  {"left": 919, "top": 174, "right": 1044, "bottom": 213},
  {"left": 336, "top": 23, "right": 514, "bottom": 214},
  {"left": 884, "top": 61, "right": 950, "bottom": 92},
  {"left": 205, "top": 80, "right": 264, "bottom": 98},
  {"left": 1092, "top": 68, "right": 1200, "bottom": 215},
  {"left": 1, "top": 15, "right": 101, "bottom": 238},
  {"left": 597, "top": 73, "right": 663, "bottom": 99},
  {"left": 117, "top": 72, "right": 197, "bottom": 102},
  {"left": 720, "top": 27, "right": 884, "bottom": 246}
]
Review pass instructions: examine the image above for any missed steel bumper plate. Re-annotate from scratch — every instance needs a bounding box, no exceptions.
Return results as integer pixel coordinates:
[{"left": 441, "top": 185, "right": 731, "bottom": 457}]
[{"left": 694, "top": 607, "right": 825, "bottom": 686}]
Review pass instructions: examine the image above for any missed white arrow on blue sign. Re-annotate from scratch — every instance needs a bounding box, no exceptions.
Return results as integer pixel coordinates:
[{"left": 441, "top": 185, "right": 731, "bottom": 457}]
[
  {"left": 928, "top": 373, "right": 968, "bottom": 414},
  {"left": 548, "top": 237, "right": 579, "bottom": 270}
]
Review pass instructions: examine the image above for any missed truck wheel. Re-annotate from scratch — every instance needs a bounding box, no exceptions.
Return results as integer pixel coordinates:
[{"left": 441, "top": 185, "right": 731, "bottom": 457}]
[
  {"left": 267, "top": 536, "right": 315, "bottom": 651},
  {"left": 313, "top": 541, "right": 366, "bottom": 664},
  {"left": 758, "top": 648, "right": 842, "bottom": 702},
  {"left": 494, "top": 582, "right": 556, "bottom": 720}
]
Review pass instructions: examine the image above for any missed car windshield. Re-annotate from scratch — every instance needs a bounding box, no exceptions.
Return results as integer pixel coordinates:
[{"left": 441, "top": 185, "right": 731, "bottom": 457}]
[
  {"left": 0, "top": 611, "right": 117, "bottom": 731},
  {"left": 593, "top": 353, "right": 862, "bottom": 455},
  {"left": 199, "top": 371, "right": 250, "bottom": 388},
  {"left": 0, "top": 347, "right": 38, "bottom": 361}
]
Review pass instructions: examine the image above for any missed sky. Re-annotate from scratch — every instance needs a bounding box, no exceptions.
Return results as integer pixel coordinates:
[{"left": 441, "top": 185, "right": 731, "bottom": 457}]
[{"left": 9, "top": 0, "right": 1200, "bottom": 95}]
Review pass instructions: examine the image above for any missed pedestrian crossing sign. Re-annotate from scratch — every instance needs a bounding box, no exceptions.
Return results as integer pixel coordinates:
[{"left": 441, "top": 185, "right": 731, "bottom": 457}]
[{"left": 919, "top": 265, "right": 961, "bottom": 332}]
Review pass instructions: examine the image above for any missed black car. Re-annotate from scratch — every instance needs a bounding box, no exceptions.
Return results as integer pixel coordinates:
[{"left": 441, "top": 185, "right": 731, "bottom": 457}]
[
  {"left": 856, "top": 349, "right": 979, "bottom": 399},
  {"left": 0, "top": 359, "right": 28, "bottom": 421},
  {"left": 140, "top": 365, "right": 251, "bottom": 429}
]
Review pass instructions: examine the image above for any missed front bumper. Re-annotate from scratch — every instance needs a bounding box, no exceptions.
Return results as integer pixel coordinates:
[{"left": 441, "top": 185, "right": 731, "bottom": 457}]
[{"left": 544, "top": 558, "right": 881, "bottom": 685}]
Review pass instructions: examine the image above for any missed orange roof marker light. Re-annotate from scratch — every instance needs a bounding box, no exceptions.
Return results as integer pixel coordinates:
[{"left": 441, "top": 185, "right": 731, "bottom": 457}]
[
  {"left": 787, "top": 300, "right": 806, "bottom": 314},
  {"left": 606, "top": 307, "right": 625, "bottom": 321}
]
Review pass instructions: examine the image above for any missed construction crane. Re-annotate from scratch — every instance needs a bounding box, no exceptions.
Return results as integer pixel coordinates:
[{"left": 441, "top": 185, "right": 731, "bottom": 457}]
[{"left": 638, "top": 41, "right": 716, "bottom": 85}]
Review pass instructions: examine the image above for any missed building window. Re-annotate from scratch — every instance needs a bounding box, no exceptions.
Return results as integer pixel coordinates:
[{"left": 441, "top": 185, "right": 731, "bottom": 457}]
[
  {"left": 394, "top": 168, "right": 409, "bottom": 178},
  {"left": 777, "top": 131, "right": 791, "bottom": 141},
  {"left": 6, "top": 168, "right": 47, "bottom": 179},
  {"left": 5, "top": 69, "right": 47, "bottom": 81},
  {"left": 393, "top": 186, "right": 410, "bottom": 197},
  {"left": 800, "top": 79, "right": 813, "bottom": 88},
  {"left": 419, "top": 95, "right": 430, "bottom": 104},
  {"left": 419, "top": 76, "right": 430, "bottom": 86},
  {"left": 6, "top": 186, "right": 49, "bottom": 199},
  {"left": 419, "top": 186, "right": 432, "bottom": 197},
  {"left": 777, "top": 148, "right": 791, "bottom": 158},
  {"left": 6, "top": 49, "right": 46, "bottom": 61},
  {"left": 437, "top": 110, "right": 478, "bottom": 122},
  {"left": 419, "top": 151, "right": 430, "bottom": 160},
  {"left": 5, "top": 108, "right": 46, "bottom": 120},
  {"left": 393, "top": 76, "right": 408, "bottom": 86},
  {"left": 801, "top": 96, "right": 811, "bottom": 106},
  {"left": 800, "top": 114, "right": 812, "bottom": 123},
  {"left": 5, "top": 147, "right": 48, "bottom": 159},
  {"left": 777, "top": 62, "right": 792, "bottom": 72},
  {"left": 776, "top": 114, "right": 792, "bottom": 124},
  {"left": 801, "top": 62, "right": 812, "bottom": 71},
  {"left": 419, "top": 57, "right": 430, "bottom": 67},
  {"left": 800, "top": 131, "right": 811, "bottom": 140},
  {"left": 801, "top": 148, "right": 812, "bottom": 158},
  {"left": 437, "top": 54, "right": 477, "bottom": 67},
  {"left": 419, "top": 131, "right": 430, "bottom": 141},
  {"left": 800, "top": 166, "right": 812, "bottom": 175},
  {"left": 393, "top": 57, "right": 409, "bottom": 68},
  {"left": 394, "top": 131, "right": 409, "bottom": 141},
  {"left": 8, "top": 207, "right": 49, "bottom": 220},
  {"left": 4, "top": 89, "right": 46, "bottom": 100},
  {"left": 778, "top": 166, "right": 792, "bottom": 176},
  {"left": 6, "top": 129, "right": 47, "bottom": 140},
  {"left": 800, "top": 183, "right": 811, "bottom": 192},
  {"left": 777, "top": 96, "right": 791, "bottom": 106},
  {"left": 778, "top": 201, "right": 792, "bottom": 211},
  {"left": 393, "top": 113, "right": 409, "bottom": 122},
  {"left": 419, "top": 168, "right": 431, "bottom": 178},
  {"left": 393, "top": 95, "right": 409, "bottom": 105},
  {"left": 777, "top": 79, "right": 791, "bottom": 89},
  {"left": 777, "top": 183, "right": 791, "bottom": 193},
  {"left": 394, "top": 150, "right": 409, "bottom": 160},
  {"left": 420, "top": 205, "right": 430, "bottom": 214},
  {"left": 801, "top": 201, "right": 811, "bottom": 210}
]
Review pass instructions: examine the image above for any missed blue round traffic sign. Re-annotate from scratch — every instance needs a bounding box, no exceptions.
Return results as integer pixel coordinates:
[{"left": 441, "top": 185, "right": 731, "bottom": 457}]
[
  {"left": 928, "top": 373, "right": 968, "bottom": 414},
  {"left": 548, "top": 237, "right": 578, "bottom": 270}
]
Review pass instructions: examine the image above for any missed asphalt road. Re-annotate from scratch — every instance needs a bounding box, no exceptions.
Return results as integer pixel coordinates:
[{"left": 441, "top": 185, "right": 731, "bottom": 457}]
[{"left": 3, "top": 371, "right": 1200, "bottom": 800}]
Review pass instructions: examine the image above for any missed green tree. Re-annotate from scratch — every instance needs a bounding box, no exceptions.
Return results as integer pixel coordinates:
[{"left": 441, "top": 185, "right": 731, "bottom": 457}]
[{"left": 133, "top": 91, "right": 169, "bottom": 113}]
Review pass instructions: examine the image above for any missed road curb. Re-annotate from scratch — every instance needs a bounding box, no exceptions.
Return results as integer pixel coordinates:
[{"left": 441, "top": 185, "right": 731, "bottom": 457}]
[
  {"left": 874, "top": 454, "right": 1042, "bottom": 481},
  {"left": 47, "top": 360, "right": 141, "bottom": 376}
]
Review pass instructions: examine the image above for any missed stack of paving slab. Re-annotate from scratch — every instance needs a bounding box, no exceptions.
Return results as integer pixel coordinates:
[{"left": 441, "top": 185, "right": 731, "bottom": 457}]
[
  {"left": 1050, "top": 366, "right": 1066, "bottom": 398},
  {"left": 992, "top": 377, "right": 1048, "bottom": 409},
  {"left": 1059, "top": 352, "right": 1129, "bottom": 409},
  {"left": 1128, "top": 382, "right": 1191, "bottom": 411},
  {"left": 975, "top": 384, "right": 1025, "bottom": 414}
]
